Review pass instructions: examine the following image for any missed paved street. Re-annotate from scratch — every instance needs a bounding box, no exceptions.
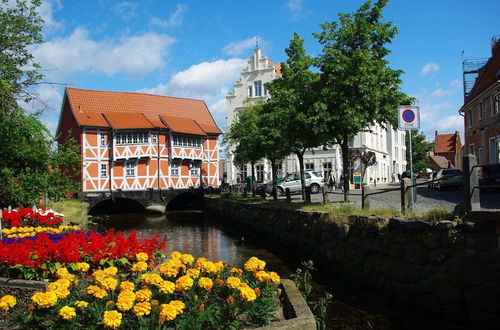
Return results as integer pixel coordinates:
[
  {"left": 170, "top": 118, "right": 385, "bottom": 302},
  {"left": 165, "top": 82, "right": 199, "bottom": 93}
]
[{"left": 275, "top": 181, "right": 500, "bottom": 215}]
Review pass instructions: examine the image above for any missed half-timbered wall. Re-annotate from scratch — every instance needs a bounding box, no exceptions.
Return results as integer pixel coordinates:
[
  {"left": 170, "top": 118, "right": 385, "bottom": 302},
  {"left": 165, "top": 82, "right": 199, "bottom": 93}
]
[{"left": 81, "top": 128, "right": 219, "bottom": 192}]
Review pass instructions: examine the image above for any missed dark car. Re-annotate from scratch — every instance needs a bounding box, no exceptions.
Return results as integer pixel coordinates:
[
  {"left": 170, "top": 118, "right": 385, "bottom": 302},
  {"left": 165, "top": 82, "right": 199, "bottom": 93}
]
[
  {"left": 434, "top": 168, "right": 463, "bottom": 190},
  {"left": 479, "top": 163, "right": 500, "bottom": 192}
]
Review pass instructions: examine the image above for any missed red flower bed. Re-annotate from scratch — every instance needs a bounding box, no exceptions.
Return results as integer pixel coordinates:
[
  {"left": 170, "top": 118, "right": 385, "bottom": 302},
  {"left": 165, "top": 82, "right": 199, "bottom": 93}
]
[
  {"left": 0, "top": 229, "right": 166, "bottom": 277},
  {"left": 1, "top": 207, "right": 63, "bottom": 228}
]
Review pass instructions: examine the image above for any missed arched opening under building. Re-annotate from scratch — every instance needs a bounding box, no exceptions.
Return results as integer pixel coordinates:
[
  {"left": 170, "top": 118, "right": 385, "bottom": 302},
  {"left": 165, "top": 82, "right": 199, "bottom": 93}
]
[
  {"left": 165, "top": 192, "right": 205, "bottom": 211},
  {"left": 88, "top": 198, "right": 146, "bottom": 215}
]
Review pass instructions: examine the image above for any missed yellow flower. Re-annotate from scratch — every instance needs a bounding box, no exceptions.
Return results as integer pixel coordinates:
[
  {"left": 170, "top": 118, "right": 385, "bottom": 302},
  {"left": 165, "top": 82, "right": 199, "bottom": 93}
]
[
  {"left": 180, "top": 253, "right": 194, "bottom": 265},
  {"left": 99, "top": 277, "right": 118, "bottom": 291},
  {"left": 230, "top": 268, "right": 243, "bottom": 276},
  {"left": 0, "top": 295, "right": 16, "bottom": 311},
  {"left": 200, "top": 261, "right": 217, "bottom": 274},
  {"left": 104, "top": 266, "right": 118, "bottom": 276},
  {"left": 169, "top": 251, "right": 182, "bottom": 260},
  {"left": 133, "top": 301, "right": 152, "bottom": 316},
  {"left": 244, "top": 257, "right": 266, "bottom": 272},
  {"left": 195, "top": 257, "right": 207, "bottom": 269},
  {"left": 92, "top": 270, "right": 108, "bottom": 280},
  {"left": 136, "top": 252, "right": 149, "bottom": 261},
  {"left": 135, "top": 289, "right": 152, "bottom": 302},
  {"left": 226, "top": 276, "right": 241, "bottom": 289},
  {"left": 239, "top": 286, "right": 257, "bottom": 302},
  {"left": 53, "top": 288, "right": 71, "bottom": 299},
  {"left": 131, "top": 261, "right": 148, "bottom": 273},
  {"left": 185, "top": 268, "right": 200, "bottom": 278},
  {"left": 140, "top": 273, "right": 163, "bottom": 286},
  {"left": 76, "top": 262, "right": 90, "bottom": 272},
  {"left": 103, "top": 310, "right": 122, "bottom": 329},
  {"left": 159, "top": 280, "right": 175, "bottom": 294},
  {"left": 198, "top": 277, "right": 213, "bottom": 292},
  {"left": 254, "top": 271, "right": 269, "bottom": 282},
  {"left": 269, "top": 271, "right": 280, "bottom": 283},
  {"left": 31, "top": 291, "right": 58, "bottom": 308},
  {"left": 59, "top": 306, "right": 76, "bottom": 320},
  {"left": 159, "top": 304, "right": 178, "bottom": 324},
  {"left": 175, "top": 275, "right": 193, "bottom": 291},
  {"left": 214, "top": 261, "right": 226, "bottom": 273},
  {"left": 74, "top": 300, "right": 88, "bottom": 308},
  {"left": 86, "top": 285, "right": 107, "bottom": 299},
  {"left": 158, "top": 263, "right": 179, "bottom": 277},
  {"left": 169, "top": 300, "right": 186, "bottom": 313},
  {"left": 116, "top": 291, "right": 135, "bottom": 312},
  {"left": 47, "top": 279, "right": 70, "bottom": 292},
  {"left": 119, "top": 281, "right": 135, "bottom": 292},
  {"left": 56, "top": 267, "right": 69, "bottom": 277}
]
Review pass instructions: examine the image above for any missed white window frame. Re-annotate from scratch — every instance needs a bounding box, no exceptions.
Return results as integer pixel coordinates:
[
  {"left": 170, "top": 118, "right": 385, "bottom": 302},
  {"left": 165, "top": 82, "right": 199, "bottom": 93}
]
[
  {"left": 100, "top": 163, "right": 107, "bottom": 178},
  {"left": 172, "top": 134, "right": 202, "bottom": 148},
  {"left": 151, "top": 132, "right": 158, "bottom": 144},
  {"left": 125, "top": 159, "right": 136, "bottom": 177},
  {"left": 100, "top": 132, "right": 106, "bottom": 147},
  {"left": 248, "top": 86, "right": 253, "bottom": 97},
  {"left": 467, "top": 110, "right": 473, "bottom": 128},
  {"left": 478, "top": 101, "right": 484, "bottom": 120},
  {"left": 305, "top": 163, "right": 315, "bottom": 171},
  {"left": 254, "top": 81, "right": 262, "bottom": 97},
  {"left": 256, "top": 164, "right": 264, "bottom": 182},
  {"left": 478, "top": 147, "right": 484, "bottom": 165},
  {"left": 190, "top": 162, "right": 200, "bottom": 177},
  {"left": 239, "top": 164, "right": 247, "bottom": 182},
  {"left": 171, "top": 160, "right": 180, "bottom": 176},
  {"left": 494, "top": 93, "right": 500, "bottom": 115}
]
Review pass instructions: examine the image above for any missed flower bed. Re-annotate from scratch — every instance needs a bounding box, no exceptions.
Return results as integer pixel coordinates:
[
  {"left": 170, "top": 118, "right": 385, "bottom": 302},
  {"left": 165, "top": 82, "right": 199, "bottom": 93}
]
[
  {"left": 2, "top": 207, "right": 64, "bottom": 228},
  {"left": 1, "top": 253, "right": 282, "bottom": 329}
]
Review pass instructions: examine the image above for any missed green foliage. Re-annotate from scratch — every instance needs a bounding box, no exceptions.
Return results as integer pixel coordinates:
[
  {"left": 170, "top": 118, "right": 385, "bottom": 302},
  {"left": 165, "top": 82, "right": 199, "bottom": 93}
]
[
  {"left": 406, "top": 131, "right": 433, "bottom": 174},
  {"left": 313, "top": 0, "right": 412, "bottom": 199},
  {"left": 422, "top": 208, "right": 452, "bottom": 221},
  {"left": 290, "top": 261, "right": 333, "bottom": 330}
]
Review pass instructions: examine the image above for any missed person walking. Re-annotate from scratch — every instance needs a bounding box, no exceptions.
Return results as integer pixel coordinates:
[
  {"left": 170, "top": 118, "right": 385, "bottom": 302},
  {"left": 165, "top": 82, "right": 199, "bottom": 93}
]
[{"left": 328, "top": 172, "right": 335, "bottom": 192}]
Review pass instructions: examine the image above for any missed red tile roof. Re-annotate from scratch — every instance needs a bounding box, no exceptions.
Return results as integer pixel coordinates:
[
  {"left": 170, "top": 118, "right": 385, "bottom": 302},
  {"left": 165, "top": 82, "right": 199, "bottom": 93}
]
[
  {"left": 160, "top": 115, "right": 205, "bottom": 135},
  {"left": 434, "top": 133, "right": 457, "bottom": 154},
  {"left": 65, "top": 87, "right": 222, "bottom": 135},
  {"left": 268, "top": 60, "right": 282, "bottom": 76},
  {"left": 465, "top": 44, "right": 500, "bottom": 105}
]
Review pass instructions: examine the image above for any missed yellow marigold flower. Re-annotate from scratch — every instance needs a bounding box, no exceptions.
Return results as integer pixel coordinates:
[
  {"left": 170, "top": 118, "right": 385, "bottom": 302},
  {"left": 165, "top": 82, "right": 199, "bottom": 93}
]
[
  {"left": 119, "top": 281, "right": 135, "bottom": 292},
  {"left": 158, "top": 263, "right": 179, "bottom": 278},
  {"left": 195, "top": 257, "right": 207, "bottom": 269},
  {"left": 180, "top": 253, "right": 194, "bottom": 265},
  {"left": 169, "top": 300, "right": 186, "bottom": 313},
  {"left": 92, "top": 270, "right": 108, "bottom": 281},
  {"left": 169, "top": 251, "right": 182, "bottom": 260},
  {"left": 201, "top": 261, "right": 217, "bottom": 274},
  {"left": 103, "top": 310, "right": 122, "bottom": 329},
  {"left": 175, "top": 275, "right": 193, "bottom": 291},
  {"left": 159, "top": 280, "right": 175, "bottom": 294},
  {"left": 140, "top": 273, "right": 163, "bottom": 286},
  {"left": 244, "top": 257, "right": 266, "bottom": 272},
  {"left": 59, "top": 306, "right": 76, "bottom": 320},
  {"left": 131, "top": 261, "right": 148, "bottom": 273},
  {"left": 76, "top": 262, "right": 90, "bottom": 272},
  {"left": 99, "top": 277, "right": 118, "bottom": 291},
  {"left": 135, "top": 289, "right": 152, "bottom": 302},
  {"left": 0, "top": 295, "right": 16, "bottom": 311},
  {"left": 56, "top": 267, "right": 69, "bottom": 277},
  {"left": 116, "top": 298, "right": 134, "bottom": 312},
  {"left": 136, "top": 252, "right": 149, "bottom": 261},
  {"left": 74, "top": 300, "right": 88, "bottom": 308},
  {"left": 31, "top": 291, "right": 58, "bottom": 308},
  {"left": 87, "top": 285, "right": 107, "bottom": 299},
  {"left": 226, "top": 276, "right": 241, "bottom": 289},
  {"left": 214, "top": 261, "right": 225, "bottom": 273},
  {"left": 53, "top": 288, "right": 70, "bottom": 299},
  {"left": 47, "top": 279, "right": 70, "bottom": 292},
  {"left": 254, "top": 271, "right": 269, "bottom": 282},
  {"left": 198, "top": 277, "right": 213, "bottom": 292},
  {"left": 269, "top": 271, "right": 280, "bottom": 283},
  {"left": 230, "top": 268, "right": 243, "bottom": 276},
  {"left": 104, "top": 267, "right": 118, "bottom": 276},
  {"left": 159, "top": 304, "right": 178, "bottom": 324},
  {"left": 133, "top": 301, "right": 152, "bottom": 316},
  {"left": 239, "top": 286, "right": 257, "bottom": 302},
  {"left": 60, "top": 273, "right": 77, "bottom": 285},
  {"left": 185, "top": 268, "right": 200, "bottom": 278}
]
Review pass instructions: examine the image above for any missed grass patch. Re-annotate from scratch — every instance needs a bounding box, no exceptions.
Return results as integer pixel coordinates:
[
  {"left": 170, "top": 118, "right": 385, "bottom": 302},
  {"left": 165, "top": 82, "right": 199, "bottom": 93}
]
[
  {"left": 49, "top": 198, "right": 88, "bottom": 226},
  {"left": 421, "top": 208, "right": 453, "bottom": 221}
]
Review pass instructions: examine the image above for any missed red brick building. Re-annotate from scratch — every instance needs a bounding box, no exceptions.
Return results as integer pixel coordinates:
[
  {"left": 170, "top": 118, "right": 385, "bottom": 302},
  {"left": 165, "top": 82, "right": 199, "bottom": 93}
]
[
  {"left": 460, "top": 36, "right": 500, "bottom": 165},
  {"left": 429, "top": 131, "right": 463, "bottom": 171},
  {"left": 56, "top": 87, "right": 222, "bottom": 193}
]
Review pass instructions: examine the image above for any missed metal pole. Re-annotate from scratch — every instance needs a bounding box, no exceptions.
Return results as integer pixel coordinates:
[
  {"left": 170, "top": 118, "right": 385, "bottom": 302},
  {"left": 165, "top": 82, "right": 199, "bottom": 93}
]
[{"left": 408, "top": 130, "right": 414, "bottom": 208}]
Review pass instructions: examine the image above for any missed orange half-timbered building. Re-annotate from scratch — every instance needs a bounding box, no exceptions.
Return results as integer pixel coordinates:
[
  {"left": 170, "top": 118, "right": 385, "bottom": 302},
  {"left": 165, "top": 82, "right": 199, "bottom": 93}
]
[{"left": 56, "top": 87, "right": 221, "bottom": 194}]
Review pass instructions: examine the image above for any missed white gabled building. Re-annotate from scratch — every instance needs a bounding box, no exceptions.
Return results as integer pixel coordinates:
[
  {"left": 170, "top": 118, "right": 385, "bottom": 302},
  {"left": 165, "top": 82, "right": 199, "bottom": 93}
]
[{"left": 226, "top": 48, "right": 407, "bottom": 186}]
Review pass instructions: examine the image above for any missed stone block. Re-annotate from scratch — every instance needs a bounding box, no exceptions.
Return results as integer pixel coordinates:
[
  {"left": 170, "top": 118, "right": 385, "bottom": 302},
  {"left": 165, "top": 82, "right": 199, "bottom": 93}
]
[
  {"left": 446, "top": 256, "right": 491, "bottom": 286},
  {"left": 442, "top": 305, "right": 468, "bottom": 324},
  {"left": 414, "top": 293, "right": 442, "bottom": 320},
  {"left": 405, "top": 247, "right": 428, "bottom": 265},
  {"left": 433, "top": 220, "right": 457, "bottom": 230},
  {"left": 464, "top": 282, "right": 500, "bottom": 312},
  {"left": 388, "top": 217, "right": 411, "bottom": 231},
  {"left": 436, "top": 283, "right": 463, "bottom": 305},
  {"left": 405, "top": 220, "right": 431, "bottom": 231}
]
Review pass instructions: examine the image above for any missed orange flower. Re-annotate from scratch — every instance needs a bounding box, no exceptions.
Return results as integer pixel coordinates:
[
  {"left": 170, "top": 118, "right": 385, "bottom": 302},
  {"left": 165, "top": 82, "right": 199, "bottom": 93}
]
[{"left": 226, "top": 296, "right": 235, "bottom": 304}]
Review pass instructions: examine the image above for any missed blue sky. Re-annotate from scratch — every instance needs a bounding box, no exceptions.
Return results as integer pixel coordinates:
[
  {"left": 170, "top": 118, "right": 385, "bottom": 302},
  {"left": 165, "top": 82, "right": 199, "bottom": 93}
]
[{"left": 22, "top": 0, "right": 499, "bottom": 141}]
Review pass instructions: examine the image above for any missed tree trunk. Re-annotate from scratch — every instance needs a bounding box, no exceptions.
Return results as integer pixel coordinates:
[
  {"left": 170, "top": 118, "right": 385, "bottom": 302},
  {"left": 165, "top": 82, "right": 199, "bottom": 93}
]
[
  {"left": 341, "top": 141, "right": 350, "bottom": 202},
  {"left": 250, "top": 161, "right": 256, "bottom": 197},
  {"left": 296, "top": 150, "right": 306, "bottom": 202},
  {"left": 271, "top": 159, "right": 277, "bottom": 201}
]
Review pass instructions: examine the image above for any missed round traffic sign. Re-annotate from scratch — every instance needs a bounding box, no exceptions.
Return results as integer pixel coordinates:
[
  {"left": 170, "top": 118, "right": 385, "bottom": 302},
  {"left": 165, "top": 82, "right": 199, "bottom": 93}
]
[{"left": 402, "top": 109, "right": 415, "bottom": 123}]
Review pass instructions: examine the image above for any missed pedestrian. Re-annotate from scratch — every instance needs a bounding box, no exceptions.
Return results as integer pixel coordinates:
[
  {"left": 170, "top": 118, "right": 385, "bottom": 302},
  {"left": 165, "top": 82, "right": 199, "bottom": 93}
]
[
  {"left": 328, "top": 172, "right": 335, "bottom": 192},
  {"left": 339, "top": 175, "right": 344, "bottom": 191}
]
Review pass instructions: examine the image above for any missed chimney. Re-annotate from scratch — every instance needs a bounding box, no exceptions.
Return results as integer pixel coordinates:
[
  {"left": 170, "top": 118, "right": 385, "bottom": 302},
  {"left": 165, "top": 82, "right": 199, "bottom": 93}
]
[{"left": 492, "top": 35, "right": 500, "bottom": 56}]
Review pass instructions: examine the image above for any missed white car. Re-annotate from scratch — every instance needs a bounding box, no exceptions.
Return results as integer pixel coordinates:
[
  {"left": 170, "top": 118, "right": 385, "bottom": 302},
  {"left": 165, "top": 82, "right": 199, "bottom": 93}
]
[{"left": 276, "top": 171, "right": 325, "bottom": 195}]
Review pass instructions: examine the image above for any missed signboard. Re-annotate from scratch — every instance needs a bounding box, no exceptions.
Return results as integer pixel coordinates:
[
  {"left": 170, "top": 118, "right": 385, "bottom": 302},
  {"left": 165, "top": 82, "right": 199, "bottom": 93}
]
[
  {"left": 398, "top": 106, "right": 420, "bottom": 130},
  {"left": 353, "top": 172, "right": 362, "bottom": 184}
]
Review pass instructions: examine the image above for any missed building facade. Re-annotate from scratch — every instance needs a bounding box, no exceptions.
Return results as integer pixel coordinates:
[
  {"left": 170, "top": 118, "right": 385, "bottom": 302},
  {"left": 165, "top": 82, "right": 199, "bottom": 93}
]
[
  {"left": 57, "top": 87, "right": 221, "bottom": 194},
  {"left": 226, "top": 48, "right": 407, "bottom": 185},
  {"left": 429, "top": 131, "right": 463, "bottom": 171},
  {"left": 461, "top": 36, "right": 500, "bottom": 165}
]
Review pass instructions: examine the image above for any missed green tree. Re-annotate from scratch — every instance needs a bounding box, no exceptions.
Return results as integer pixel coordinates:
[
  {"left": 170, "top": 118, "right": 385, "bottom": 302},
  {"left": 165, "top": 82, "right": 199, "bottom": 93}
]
[
  {"left": 0, "top": 0, "right": 81, "bottom": 207},
  {"left": 265, "top": 33, "right": 321, "bottom": 200},
  {"left": 314, "top": 0, "right": 411, "bottom": 201},
  {"left": 406, "top": 131, "right": 433, "bottom": 174}
]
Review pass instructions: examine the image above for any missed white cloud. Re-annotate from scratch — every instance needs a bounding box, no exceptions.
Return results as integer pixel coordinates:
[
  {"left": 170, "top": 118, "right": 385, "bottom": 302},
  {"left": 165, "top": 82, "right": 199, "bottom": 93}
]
[
  {"left": 287, "top": 0, "right": 310, "bottom": 21},
  {"left": 32, "top": 28, "right": 176, "bottom": 80},
  {"left": 39, "top": 0, "right": 62, "bottom": 30},
  {"left": 430, "top": 88, "right": 454, "bottom": 98},
  {"left": 222, "top": 36, "right": 262, "bottom": 56},
  {"left": 427, "top": 115, "right": 464, "bottom": 140},
  {"left": 150, "top": 4, "right": 187, "bottom": 28},
  {"left": 420, "top": 62, "right": 439, "bottom": 76},
  {"left": 140, "top": 58, "right": 247, "bottom": 130},
  {"left": 112, "top": 1, "right": 138, "bottom": 19}
]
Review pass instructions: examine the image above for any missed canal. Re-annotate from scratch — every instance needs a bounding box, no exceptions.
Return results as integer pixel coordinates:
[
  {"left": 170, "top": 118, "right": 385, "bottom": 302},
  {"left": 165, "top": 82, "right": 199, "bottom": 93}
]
[{"left": 98, "top": 210, "right": 404, "bottom": 329}]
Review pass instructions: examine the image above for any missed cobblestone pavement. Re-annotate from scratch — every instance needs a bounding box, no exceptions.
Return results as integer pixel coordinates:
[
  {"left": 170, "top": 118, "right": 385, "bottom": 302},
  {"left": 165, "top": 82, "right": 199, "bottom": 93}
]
[{"left": 281, "top": 181, "right": 500, "bottom": 215}]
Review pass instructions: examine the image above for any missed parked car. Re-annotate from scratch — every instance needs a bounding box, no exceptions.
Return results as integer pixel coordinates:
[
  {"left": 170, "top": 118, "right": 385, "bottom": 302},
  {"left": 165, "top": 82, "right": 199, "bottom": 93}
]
[
  {"left": 479, "top": 163, "right": 500, "bottom": 192},
  {"left": 434, "top": 168, "right": 463, "bottom": 190},
  {"left": 428, "top": 171, "right": 438, "bottom": 189},
  {"left": 256, "top": 181, "right": 273, "bottom": 196},
  {"left": 275, "top": 171, "right": 324, "bottom": 195}
]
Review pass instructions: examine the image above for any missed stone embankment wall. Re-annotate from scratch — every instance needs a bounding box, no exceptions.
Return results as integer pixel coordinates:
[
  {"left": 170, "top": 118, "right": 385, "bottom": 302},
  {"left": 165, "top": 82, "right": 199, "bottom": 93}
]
[{"left": 205, "top": 198, "right": 500, "bottom": 328}]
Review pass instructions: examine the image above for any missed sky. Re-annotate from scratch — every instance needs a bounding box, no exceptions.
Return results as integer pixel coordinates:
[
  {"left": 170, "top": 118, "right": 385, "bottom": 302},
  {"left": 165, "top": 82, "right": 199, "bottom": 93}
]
[{"left": 18, "top": 0, "right": 499, "bottom": 142}]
